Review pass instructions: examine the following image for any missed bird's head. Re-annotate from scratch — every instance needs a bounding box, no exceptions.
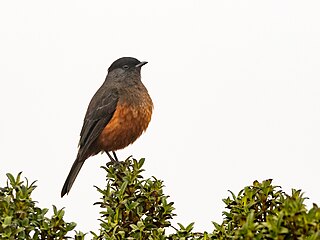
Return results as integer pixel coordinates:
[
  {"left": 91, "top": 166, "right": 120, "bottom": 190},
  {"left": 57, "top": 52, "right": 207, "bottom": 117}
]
[
  {"left": 108, "top": 57, "right": 148, "bottom": 73},
  {"left": 106, "top": 57, "right": 148, "bottom": 86}
]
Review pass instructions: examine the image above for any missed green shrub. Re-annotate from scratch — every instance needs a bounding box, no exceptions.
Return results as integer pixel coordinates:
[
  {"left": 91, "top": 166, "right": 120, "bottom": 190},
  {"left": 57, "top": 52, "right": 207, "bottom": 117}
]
[
  {"left": 1, "top": 158, "right": 320, "bottom": 239},
  {"left": 0, "top": 172, "right": 85, "bottom": 239},
  {"left": 211, "top": 179, "right": 320, "bottom": 239},
  {"left": 91, "top": 158, "right": 174, "bottom": 239}
]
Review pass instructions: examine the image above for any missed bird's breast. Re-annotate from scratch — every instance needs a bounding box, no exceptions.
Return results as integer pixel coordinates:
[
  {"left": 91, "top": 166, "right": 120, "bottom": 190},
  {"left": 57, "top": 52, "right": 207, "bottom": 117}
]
[{"left": 97, "top": 92, "right": 153, "bottom": 151}]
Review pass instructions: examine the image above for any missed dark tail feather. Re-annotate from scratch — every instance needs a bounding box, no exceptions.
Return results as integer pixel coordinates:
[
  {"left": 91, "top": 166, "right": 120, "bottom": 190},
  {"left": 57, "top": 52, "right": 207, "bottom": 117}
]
[{"left": 61, "top": 158, "right": 85, "bottom": 197}]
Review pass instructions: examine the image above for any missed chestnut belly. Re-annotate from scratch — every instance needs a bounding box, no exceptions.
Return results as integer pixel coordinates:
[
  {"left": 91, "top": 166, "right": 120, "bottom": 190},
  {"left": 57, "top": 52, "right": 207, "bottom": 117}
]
[{"left": 96, "top": 102, "right": 152, "bottom": 151}]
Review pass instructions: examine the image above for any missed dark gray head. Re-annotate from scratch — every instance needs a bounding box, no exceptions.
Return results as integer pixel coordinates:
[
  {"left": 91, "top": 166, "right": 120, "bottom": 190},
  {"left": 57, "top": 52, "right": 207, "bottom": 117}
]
[
  {"left": 105, "top": 57, "right": 148, "bottom": 85},
  {"left": 108, "top": 57, "right": 148, "bottom": 73}
]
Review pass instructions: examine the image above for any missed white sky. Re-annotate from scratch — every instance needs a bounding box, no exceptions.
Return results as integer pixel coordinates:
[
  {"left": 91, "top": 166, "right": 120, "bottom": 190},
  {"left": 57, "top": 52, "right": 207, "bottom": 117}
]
[{"left": 1, "top": 0, "right": 320, "bottom": 234}]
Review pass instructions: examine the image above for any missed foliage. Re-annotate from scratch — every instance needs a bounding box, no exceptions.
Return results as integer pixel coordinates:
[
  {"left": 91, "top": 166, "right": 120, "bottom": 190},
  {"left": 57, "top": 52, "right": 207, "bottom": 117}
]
[
  {"left": 211, "top": 179, "right": 320, "bottom": 239},
  {"left": 91, "top": 157, "right": 175, "bottom": 239},
  {"left": 92, "top": 158, "right": 320, "bottom": 239},
  {"left": 0, "top": 172, "right": 84, "bottom": 240},
  {"left": 1, "top": 158, "right": 320, "bottom": 239}
]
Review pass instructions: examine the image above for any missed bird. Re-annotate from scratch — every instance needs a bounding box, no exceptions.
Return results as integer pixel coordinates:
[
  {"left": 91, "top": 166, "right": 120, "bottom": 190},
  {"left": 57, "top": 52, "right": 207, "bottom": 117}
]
[{"left": 61, "top": 57, "right": 153, "bottom": 197}]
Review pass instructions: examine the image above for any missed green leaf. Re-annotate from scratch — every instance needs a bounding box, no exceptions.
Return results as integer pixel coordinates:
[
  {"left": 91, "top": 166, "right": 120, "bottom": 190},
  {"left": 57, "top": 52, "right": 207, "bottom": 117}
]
[
  {"left": 119, "top": 181, "right": 128, "bottom": 197},
  {"left": 138, "top": 158, "right": 145, "bottom": 168},
  {"left": 2, "top": 216, "right": 12, "bottom": 228},
  {"left": 130, "top": 224, "right": 139, "bottom": 231},
  {"left": 185, "top": 222, "right": 194, "bottom": 232},
  {"left": 6, "top": 173, "right": 16, "bottom": 186}
]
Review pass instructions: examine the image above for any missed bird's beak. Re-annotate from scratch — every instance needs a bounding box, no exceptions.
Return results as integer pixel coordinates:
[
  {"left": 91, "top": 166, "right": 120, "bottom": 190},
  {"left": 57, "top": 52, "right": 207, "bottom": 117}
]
[{"left": 135, "top": 61, "right": 148, "bottom": 68}]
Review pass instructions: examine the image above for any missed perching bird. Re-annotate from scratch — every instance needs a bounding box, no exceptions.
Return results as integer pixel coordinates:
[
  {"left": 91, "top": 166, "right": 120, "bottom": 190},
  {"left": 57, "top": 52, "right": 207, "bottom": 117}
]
[{"left": 61, "top": 57, "right": 153, "bottom": 197}]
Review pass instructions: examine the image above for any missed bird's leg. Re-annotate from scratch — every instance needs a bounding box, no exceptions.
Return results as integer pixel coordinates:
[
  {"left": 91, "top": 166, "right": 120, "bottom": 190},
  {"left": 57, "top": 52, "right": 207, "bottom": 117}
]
[
  {"left": 112, "top": 151, "right": 119, "bottom": 161},
  {"left": 106, "top": 151, "right": 116, "bottom": 162}
]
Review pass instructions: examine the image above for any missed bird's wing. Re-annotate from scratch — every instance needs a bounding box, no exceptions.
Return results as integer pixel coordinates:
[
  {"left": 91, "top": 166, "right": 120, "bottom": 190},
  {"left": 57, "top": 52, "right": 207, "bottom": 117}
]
[
  {"left": 78, "top": 88, "right": 119, "bottom": 158},
  {"left": 61, "top": 87, "right": 119, "bottom": 197}
]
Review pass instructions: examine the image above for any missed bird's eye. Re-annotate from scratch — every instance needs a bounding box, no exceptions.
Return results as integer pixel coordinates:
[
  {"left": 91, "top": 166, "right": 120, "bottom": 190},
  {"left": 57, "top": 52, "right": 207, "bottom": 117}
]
[{"left": 122, "top": 65, "right": 129, "bottom": 70}]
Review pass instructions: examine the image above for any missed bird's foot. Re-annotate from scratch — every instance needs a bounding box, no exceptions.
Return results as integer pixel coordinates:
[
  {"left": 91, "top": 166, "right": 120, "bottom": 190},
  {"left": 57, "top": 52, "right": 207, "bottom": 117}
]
[{"left": 106, "top": 151, "right": 118, "bottom": 162}]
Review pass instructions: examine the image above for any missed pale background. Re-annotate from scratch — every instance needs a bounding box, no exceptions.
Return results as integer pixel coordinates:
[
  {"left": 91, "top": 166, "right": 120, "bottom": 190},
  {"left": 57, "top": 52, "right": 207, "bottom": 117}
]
[{"left": 1, "top": 0, "right": 320, "bottom": 234}]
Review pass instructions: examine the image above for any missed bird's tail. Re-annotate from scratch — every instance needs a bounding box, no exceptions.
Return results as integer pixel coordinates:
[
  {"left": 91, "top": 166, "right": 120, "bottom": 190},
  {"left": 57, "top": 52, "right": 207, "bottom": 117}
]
[{"left": 61, "top": 157, "right": 85, "bottom": 197}]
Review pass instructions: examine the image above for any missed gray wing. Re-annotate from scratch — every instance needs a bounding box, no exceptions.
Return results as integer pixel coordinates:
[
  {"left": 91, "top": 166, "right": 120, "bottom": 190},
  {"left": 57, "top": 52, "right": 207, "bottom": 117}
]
[
  {"left": 78, "top": 88, "right": 119, "bottom": 158},
  {"left": 61, "top": 88, "right": 119, "bottom": 197}
]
